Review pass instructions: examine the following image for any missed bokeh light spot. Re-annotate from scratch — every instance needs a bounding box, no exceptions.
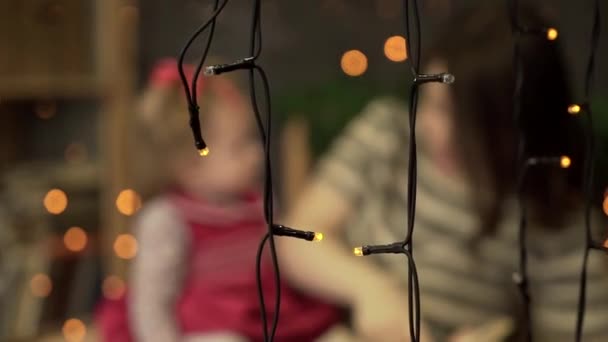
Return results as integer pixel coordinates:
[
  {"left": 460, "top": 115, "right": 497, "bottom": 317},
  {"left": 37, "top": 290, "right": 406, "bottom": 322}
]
[
  {"left": 64, "top": 227, "right": 87, "bottom": 252},
  {"left": 103, "top": 275, "right": 126, "bottom": 300},
  {"left": 341, "top": 50, "right": 368, "bottom": 77},
  {"left": 35, "top": 101, "right": 57, "bottom": 119},
  {"left": 30, "top": 274, "right": 52, "bottom": 298},
  {"left": 62, "top": 318, "right": 86, "bottom": 342},
  {"left": 116, "top": 189, "right": 142, "bottom": 216},
  {"left": 114, "top": 234, "right": 138, "bottom": 260},
  {"left": 43, "top": 189, "right": 68, "bottom": 215},
  {"left": 384, "top": 36, "right": 408, "bottom": 62},
  {"left": 64, "top": 143, "right": 88, "bottom": 163}
]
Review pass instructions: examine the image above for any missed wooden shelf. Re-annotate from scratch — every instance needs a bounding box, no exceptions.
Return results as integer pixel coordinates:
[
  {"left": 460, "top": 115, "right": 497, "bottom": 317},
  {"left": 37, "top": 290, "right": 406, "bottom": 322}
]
[
  {"left": 0, "top": 0, "right": 137, "bottom": 339},
  {"left": 0, "top": 76, "right": 103, "bottom": 99}
]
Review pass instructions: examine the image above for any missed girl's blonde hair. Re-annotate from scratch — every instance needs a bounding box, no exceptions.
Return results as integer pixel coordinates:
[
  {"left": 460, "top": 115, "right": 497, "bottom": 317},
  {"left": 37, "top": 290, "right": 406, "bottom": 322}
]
[{"left": 130, "top": 58, "right": 245, "bottom": 199}]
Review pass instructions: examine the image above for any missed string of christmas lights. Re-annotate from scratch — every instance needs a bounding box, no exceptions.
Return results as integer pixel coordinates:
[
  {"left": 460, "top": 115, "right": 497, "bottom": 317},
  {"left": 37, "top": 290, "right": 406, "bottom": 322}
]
[
  {"left": 507, "top": 1, "right": 607, "bottom": 341},
  {"left": 178, "top": 0, "right": 225, "bottom": 156},
  {"left": 574, "top": 0, "right": 605, "bottom": 341},
  {"left": 178, "top": 1, "right": 322, "bottom": 341},
  {"left": 507, "top": 1, "right": 566, "bottom": 340},
  {"left": 353, "top": 1, "right": 454, "bottom": 341},
  {"left": 177, "top": 2, "right": 606, "bottom": 342}
]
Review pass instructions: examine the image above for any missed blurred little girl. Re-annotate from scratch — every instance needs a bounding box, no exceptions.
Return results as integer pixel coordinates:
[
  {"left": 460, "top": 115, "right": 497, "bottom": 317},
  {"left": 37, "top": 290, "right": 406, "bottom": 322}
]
[{"left": 96, "top": 58, "right": 340, "bottom": 342}]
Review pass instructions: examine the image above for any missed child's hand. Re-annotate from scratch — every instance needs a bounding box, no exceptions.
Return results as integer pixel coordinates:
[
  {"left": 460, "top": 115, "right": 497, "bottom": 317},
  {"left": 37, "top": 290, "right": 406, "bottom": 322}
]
[{"left": 352, "top": 280, "right": 434, "bottom": 342}]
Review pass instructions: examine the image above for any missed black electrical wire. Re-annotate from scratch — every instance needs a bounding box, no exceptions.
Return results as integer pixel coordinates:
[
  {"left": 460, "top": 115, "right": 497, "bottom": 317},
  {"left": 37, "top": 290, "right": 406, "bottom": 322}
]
[
  {"left": 353, "top": 1, "right": 450, "bottom": 341},
  {"left": 255, "top": 232, "right": 270, "bottom": 341},
  {"left": 574, "top": 0, "right": 601, "bottom": 340},
  {"left": 507, "top": 0, "right": 533, "bottom": 339},
  {"left": 177, "top": 1, "right": 280, "bottom": 340},
  {"left": 515, "top": 160, "right": 532, "bottom": 342},
  {"left": 403, "top": 0, "right": 423, "bottom": 340},
  {"left": 243, "top": 1, "right": 282, "bottom": 340},
  {"left": 177, "top": 0, "right": 229, "bottom": 152},
  {"left": 191, "top": 0, "right": 220, "bottom": 109},
  {"left": 251, "top": 64, "right": 282, "bottom": 342}
]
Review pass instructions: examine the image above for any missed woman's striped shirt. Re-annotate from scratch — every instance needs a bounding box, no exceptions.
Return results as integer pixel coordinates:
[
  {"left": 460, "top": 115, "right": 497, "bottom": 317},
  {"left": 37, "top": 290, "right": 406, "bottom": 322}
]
[{"left": 314, "top": 97, "right": 608, "bottom": 341}]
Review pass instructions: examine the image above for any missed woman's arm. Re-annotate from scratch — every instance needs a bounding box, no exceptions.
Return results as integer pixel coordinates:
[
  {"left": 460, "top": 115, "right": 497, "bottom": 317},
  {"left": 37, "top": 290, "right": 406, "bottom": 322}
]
[
  {"left": 277, "top": 98, "right": 409, "bottom": 306},
  {"left": 129, "top": 199, "right": 187, "bottom": 342},
  {"left": 278, "top": 180, "right": 397, "bottom": 306},
  {"left": 277, "top": 98, "right": 432, "bottom": 341}
]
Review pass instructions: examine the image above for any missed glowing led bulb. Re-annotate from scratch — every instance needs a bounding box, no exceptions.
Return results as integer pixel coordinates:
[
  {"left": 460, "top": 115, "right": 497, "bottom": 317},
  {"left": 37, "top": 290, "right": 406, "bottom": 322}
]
[
  {"left": 199, "top": 147, "right": 210, "bottom": 157},
  {"left": 560, "top": 156, "right": 571, "bottom": 169},
  {"left": 313, "top": 232, "right": 324, "bottom": 242},
  {"left": 546, "top": 28, "right": 558, "bottom": 41},
  {"left": 568, "top": 104, "right": 581, "bottom": 115},
  {"left": 354, "top": 247, "right": 363, "bottom": 256}
]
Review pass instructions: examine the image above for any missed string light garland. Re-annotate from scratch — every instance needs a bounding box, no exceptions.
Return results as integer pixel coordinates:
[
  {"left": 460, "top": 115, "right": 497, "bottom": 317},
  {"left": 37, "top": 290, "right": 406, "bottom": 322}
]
[
  {"left": 507, "top": 1, "right": 559, "bottom": 339},
  {"left": 177, "top": 0, "right": 225, "bottom": 156},
  {"left": 508, "top": 1, "right": 606, "bottom": 340},
  {"left": 176, "top": 2, "right": 606, "bottom": 342},
  {"left": 574, "top": 0, "right": 604, "bottom": 340},
  {"left": 178, "top": 1, "right": 322, "bottom": 341},
  {"left": 352, "top": 1, "right": 454, "bottom": 341},
  {"left": 568, "top": 104, "right": 582, "bottom": 115}
]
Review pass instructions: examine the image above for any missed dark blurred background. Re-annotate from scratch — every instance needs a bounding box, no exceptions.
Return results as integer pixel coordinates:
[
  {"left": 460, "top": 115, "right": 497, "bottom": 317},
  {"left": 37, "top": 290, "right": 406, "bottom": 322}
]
[{"left": 0, "top": 0, "right": 606, "bottom": 341}]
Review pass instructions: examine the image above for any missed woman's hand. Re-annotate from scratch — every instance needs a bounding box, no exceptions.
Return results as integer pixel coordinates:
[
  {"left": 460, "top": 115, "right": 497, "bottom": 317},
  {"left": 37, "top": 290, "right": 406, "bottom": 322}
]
[{"left": 352, "top": 279, "right": 434, "bottom": 342}]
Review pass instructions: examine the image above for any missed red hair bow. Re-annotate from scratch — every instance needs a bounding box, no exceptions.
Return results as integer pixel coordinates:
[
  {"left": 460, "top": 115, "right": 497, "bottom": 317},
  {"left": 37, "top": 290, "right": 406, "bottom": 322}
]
[{"left": 149, "top": 58, "right": 205, "bottom": 94}]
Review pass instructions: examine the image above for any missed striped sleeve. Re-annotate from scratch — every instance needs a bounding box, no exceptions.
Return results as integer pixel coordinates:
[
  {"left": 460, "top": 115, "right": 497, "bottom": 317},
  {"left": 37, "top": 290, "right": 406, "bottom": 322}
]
[
  {"left": 526, "top": 215, "right": 608, "bottom": 341},
  {"left": 314, "top": 97, "right": 406, "bottom": 204},
  {"left": 129, "top": 198, "right": 188, "bottom": 342},
  {"left": 529, "top": 249, "right": 608, "bottom": 341}
]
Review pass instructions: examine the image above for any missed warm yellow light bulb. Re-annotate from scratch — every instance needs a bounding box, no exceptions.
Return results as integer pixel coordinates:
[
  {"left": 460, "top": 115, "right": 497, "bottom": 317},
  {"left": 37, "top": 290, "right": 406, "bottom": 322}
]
[
  {"left": 354, "top": 247, "right": 363, "bottom": 256},
  {"left": 568, "top": 104, "right": 581, "bottom": 115},
  {"left": 313, "top": 232, "right": 324, "bottom": 242},
  {"left": 547, "top": 28, "right": 558, "bottom": 41},
  {"left": 199, "top": 147, "right": 210, "bottom": 157},
  {"left": 560, "top": 156, "right": 571, "bottom": 169}
]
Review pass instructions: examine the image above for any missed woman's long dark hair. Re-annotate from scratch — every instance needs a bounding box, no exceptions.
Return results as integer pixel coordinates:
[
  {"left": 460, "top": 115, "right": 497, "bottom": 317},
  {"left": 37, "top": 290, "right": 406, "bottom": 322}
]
[{"left": 427, "top": 3, "right": 584, "bottom": 233}]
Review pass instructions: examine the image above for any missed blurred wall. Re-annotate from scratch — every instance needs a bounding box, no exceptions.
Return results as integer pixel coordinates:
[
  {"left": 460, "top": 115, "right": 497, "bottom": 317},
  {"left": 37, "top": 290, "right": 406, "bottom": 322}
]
[{"left": 138, "top": 0, "right": 608, "bottom": 96}]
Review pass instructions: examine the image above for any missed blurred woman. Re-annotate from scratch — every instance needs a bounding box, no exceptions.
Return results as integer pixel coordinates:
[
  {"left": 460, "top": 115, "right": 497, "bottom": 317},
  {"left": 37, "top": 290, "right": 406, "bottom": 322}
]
[{"left": 278, "top": 4, "right": 608, "bottom": 342}]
